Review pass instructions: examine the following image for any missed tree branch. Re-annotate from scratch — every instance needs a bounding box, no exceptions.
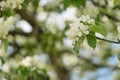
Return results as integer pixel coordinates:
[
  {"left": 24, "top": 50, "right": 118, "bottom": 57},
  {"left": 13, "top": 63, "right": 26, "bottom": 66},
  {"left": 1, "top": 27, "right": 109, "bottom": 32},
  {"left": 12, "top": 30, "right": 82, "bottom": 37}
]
[
  {"left": 9, "top": 30, "right": 32, "bottom": 37},
  {"left": 96, "top": 36, "right": 120, "bottom": 44},
  {"left": 8, "top": 9, "right": 44, "bottom": 57}
]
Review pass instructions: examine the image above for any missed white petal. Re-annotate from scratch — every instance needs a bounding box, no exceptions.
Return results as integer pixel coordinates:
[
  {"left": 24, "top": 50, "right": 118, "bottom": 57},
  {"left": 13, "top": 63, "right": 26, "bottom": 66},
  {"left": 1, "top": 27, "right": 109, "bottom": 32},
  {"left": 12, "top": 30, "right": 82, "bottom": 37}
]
[
  {"left": 84, "top": 25, "right": 89, "bottom": 30},
  {"left": 78, "top": 32, "right": 82, "bottom": 37},
  {"left": 86, "top": 15, "right": 90, "bottom": 20},
  {"left": 83, "top": 30, "right": 89, "bottom": 34},
  {"left": 81, "top": 15, "right": 86, "bottom": 22},
  {"left": 88, "top": 19, "right": 95, "bottom": 24}
]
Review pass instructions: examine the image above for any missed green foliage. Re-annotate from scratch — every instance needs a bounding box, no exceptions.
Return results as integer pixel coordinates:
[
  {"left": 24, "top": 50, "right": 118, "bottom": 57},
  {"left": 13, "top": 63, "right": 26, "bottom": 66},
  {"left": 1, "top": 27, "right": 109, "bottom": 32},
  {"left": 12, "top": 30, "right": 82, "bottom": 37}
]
[
  {"left": 1, "top": 0, "right": 120, "bottom": 79},
  {"left": 86, "top": 32, "right": 96, "bottom": 49},
  {"left": 41, "top": 31, "right": 63, "bottom": 54},
  {"left": 33, "top": 0, "right": 39, "bottom": 10},
  {"left": 62, "top": 0, "right": 86, "bottom": 9},
  {"left": 22, "top": 0, "right": 32, "bottom": 8},
  {"left": 4, "top": 39, "right": 8, "bottom": 53},
  {"left": 41, "top": 32, "right": 56, "bottom": 53},
  {"left": 2, "top": 8, "right": 14, "bottom": 19},
  {"left": 118, "top": 53, "right": 120, "bottom": 60},
  {"left": 0, "top": 57, "right": 5, "bottom": 67},
  {"left": 73, "top": 36, "right": 85, "bottom": 53},
  {"left": 90, "top": 24, "right": 107, "bottom": 37},
  {"left": 114, "top": 0, "right": 120, "bottom": 5},
  {"left": 24, "top": 42, "right": 34, "bottom": 55},
  {"left": 22, "top": 0, "right": 39, "bottom": 10},
  {"left": 17, "top": 66, "right": 30, "bottom": 76},
  {"left": 16, "top": 66, "right": 49, "bottom": 80}
]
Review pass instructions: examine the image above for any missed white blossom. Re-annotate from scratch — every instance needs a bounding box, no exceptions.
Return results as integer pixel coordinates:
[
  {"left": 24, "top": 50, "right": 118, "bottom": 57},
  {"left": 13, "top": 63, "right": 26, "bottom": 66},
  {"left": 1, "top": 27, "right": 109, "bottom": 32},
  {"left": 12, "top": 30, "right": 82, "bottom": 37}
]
[
  {"left": 79, "top": 15, "right": 95, "bottom": 24},
  {"left": 1, "top": 63, "right": 10, "bottom": 73},
  {"left": 0, "top": 0, "right": 24, "bottom": 10},
  {"left": 37, "top": 12, "right": 48, "bottom": 22},
  {"left": 46, "top": 13, "right": 65, "bottom": 34},
  {"left": 20, "top": 56, "right": 33, "bottom": 67},
  {"left": 0, "top": 59, "right": 10, "bottom": 73},
  {"left": 0, "top": 17, "right": 15, "bottom": 38},
  {"left": 66, "top": 15, "right": 95, "bottom": 43},
  {"left": 20, "top": 55, "right": 41, "bottom": 67}
]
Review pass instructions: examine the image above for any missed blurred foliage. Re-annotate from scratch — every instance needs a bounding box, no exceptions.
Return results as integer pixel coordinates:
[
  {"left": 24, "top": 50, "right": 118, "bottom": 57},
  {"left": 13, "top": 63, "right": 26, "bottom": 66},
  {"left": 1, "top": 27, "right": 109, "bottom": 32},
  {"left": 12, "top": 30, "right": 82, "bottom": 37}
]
[{"left": 0, "top": 0, "right": 120, "bottom": 80}]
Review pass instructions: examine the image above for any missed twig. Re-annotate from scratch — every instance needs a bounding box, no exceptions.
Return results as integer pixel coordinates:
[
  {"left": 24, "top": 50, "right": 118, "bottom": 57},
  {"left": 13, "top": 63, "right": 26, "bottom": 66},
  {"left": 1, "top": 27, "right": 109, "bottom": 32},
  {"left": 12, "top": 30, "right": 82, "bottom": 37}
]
[{"left": 96, "top": 36, "right": 120, "bottom": 44}]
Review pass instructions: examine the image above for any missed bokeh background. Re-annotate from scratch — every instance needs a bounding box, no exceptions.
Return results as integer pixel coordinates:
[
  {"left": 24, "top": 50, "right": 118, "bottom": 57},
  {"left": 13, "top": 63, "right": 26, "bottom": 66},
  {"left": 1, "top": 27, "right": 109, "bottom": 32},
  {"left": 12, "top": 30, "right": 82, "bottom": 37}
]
[{"left": 0, "top": 0, "right": 120, "bottom": 80}]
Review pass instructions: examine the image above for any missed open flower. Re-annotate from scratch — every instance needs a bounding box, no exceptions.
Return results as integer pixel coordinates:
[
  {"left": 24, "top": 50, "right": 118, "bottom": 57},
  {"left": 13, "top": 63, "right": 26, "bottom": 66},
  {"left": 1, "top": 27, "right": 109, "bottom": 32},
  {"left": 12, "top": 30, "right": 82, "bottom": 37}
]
[{"left": 79, "top": 15, "right": 95, "bottom": 24}]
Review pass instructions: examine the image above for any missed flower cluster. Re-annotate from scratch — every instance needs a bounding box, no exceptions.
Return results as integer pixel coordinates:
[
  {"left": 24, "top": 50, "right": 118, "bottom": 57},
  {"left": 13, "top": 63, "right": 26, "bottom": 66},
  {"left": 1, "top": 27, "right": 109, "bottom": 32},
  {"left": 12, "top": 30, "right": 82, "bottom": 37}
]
[
  {"left": 66, "top": 15, "right": 95, "bottom": 43},
  {"left": 0, "top": 17, "right": 15, "bottom": 38},
  {"left": 0, "top": 0, "right": 24, "bottom": 10}
]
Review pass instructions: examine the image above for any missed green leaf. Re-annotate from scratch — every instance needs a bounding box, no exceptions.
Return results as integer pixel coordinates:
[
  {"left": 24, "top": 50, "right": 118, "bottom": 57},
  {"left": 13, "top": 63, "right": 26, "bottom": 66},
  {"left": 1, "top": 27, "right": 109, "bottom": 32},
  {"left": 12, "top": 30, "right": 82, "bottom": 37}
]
[
  {"left": 0, "top": 57, "right": 5, "bottom": 67},
  {"left": 86, "top": 32, "right": 96, "bottom": 49},
  {"left": 73, "top": 36, "right": 85, "bottom": 53},
  {"left": 4, "top": 39, "right": 8, "bottom": 53},
  {"left": 114, "top": 0, "right": 120, "bottom": 5},
  {"left": 2, "top": 8, "right": 14, "bottom": 19},
  {"left": 22, "top": 0, "right": 32, "bottom": 8},
  {"left": 41, "top": 69, "right": 49, "bottom": 78},
  {"left": 90, "top": 25, "right": 107, "bottom": 36},
  {"left": 62, "top": 0, "right": 86, "bottom": 9},
  {"left": 33, "top": 0, "right": 39, "bottom": 10},
  {"left": 17, "top": 66, "right": 30, "bottom": 76},
  {"left": 118, "top": 53, "right": 120, "bottom": 60},
  {"left": 79, "top": 0, "right": 86, "bottom": 6},
  {"left": 62, "top": 0, "right": 71, "bottom": 9}
]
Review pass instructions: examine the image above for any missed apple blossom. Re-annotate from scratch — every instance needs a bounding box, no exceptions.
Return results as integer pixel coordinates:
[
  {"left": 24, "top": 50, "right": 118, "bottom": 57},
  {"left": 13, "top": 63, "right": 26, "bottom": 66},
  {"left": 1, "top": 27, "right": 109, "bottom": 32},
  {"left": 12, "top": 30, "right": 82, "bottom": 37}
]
[{"left": 66, "top": 15, "right": 95, "bottom": 43}]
